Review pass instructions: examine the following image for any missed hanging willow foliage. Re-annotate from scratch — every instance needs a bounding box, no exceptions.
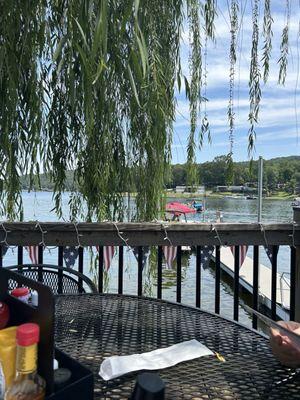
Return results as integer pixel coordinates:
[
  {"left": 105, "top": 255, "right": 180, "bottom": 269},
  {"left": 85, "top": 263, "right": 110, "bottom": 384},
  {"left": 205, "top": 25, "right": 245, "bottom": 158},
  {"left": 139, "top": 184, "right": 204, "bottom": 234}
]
[
  {"left": 200, "top": 37, "right": 211, "bottom": 149},
  {"left": 0, "top": 0, "right": 297, "bottom": 221},
  {"left": 262, "top": 0, "right": 273, "bottom": 83},
  {"left": 248, "top": 0, "right": 261, "bottom": 156},
  {"left": 1, "top": 0, "right": 183, "bottom": 221},
  {"left": 186, "top": 0, "right": 202, "bottom": 187},
  {"left": 278, "top": 0, "right": 290, "bottom": 85},
  {"left": 226, "top": 0, "right": 238, "bottom": 184}
]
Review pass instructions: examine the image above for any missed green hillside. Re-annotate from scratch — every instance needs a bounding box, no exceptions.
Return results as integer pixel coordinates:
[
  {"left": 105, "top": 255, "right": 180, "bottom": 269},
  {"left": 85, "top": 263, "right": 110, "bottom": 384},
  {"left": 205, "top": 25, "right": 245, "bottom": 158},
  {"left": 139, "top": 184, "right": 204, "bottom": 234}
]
[{"left": 21, "top": 155, "right": 300, "bottom": 195}]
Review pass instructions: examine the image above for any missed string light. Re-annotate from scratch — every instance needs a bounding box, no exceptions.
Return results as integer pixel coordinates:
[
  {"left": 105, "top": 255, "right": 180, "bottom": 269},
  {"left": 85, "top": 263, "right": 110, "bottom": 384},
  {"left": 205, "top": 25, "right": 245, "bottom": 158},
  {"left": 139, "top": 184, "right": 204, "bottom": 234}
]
[
  {"left": 211, "top": 224, "right": 223, "bottom": 247},
  {"left": 161, "top": 223, "right": 174, "bottom": 247},
  {"left": 73, "top": 222, "right": 83, "bottom": 248},
  {"left": 0, "top": 222, "right": 10, "bottom": 247},
  {"left": 259, "top": 223, "right": 269, "bottom": 248},
  {"left": 35, "top": 221, "right": 47, "bottom": 247},
  {"left": 112, "top": 222, "right": 130, "bottom": 249}
]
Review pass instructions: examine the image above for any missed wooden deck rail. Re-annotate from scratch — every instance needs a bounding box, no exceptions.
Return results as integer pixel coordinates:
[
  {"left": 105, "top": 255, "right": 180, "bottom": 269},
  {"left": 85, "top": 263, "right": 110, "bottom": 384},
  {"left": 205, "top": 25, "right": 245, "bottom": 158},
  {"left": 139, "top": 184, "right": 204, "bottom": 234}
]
[{"left": 0, "top": 221, "right": 299, "bottom": 246}]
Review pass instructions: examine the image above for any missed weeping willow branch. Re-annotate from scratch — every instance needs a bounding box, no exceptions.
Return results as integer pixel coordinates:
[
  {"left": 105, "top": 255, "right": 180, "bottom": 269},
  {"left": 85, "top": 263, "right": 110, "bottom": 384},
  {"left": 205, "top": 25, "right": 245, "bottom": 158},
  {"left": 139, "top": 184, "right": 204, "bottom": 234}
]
[
  {"left": 262, "top": 0, "right": 273, "bottom": 83},
  {"left": 228, "top": 0, "right": 238, "bottom": 160},
  {"left": 186, "top": 0, "right": 202, "bottom": 187},
  {"left": 278, "top": 0, "right": 290, "bottom": 85},
  {"left": 1, "top": 0, "right": 183, "bottom": 222},
  {"left": 200, "top": 36, "right": 211, "bottom": 149},
  {"left": 204, "top": 0, "right": 217, "bottom": 41},
  {"left": 0, "top": 0, "right": 297, "bottom": 221},
  {"left": 248, "top": 0, "right": 261, "bottom": 156}
]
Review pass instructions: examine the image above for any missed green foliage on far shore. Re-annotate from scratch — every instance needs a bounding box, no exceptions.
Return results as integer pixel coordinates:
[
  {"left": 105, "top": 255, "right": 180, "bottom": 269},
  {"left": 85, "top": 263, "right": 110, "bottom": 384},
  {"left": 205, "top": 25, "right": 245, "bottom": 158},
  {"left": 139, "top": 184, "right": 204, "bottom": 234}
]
[
  {"left": 170, "top": 155, "right": 300, "bottom": 193},
  {"left": 21, "top": 155, "right": 300, "bottom": 195}
]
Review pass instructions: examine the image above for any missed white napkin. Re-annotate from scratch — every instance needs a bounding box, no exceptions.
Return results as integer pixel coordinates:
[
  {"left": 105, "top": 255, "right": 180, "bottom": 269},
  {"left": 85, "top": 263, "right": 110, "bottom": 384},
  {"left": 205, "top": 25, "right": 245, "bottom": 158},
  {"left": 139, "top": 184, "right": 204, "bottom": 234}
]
[{"left": 99, "top": 339, "right": 213, "bottom": 380}]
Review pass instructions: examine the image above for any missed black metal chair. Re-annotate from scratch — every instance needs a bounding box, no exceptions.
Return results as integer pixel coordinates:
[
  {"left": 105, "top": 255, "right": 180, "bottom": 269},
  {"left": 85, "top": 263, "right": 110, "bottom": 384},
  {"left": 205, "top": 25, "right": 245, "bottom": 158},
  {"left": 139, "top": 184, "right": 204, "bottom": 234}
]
[{"left": 6, "top": 264, "right": 98, "bottom": 294}]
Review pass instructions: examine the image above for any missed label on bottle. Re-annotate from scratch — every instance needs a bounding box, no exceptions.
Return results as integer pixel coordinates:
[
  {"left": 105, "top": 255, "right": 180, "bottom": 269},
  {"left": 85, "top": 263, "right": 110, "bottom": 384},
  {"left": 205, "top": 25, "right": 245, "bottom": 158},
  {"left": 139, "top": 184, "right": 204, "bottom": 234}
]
[
  {"left": 0, "top": 362, "right": 5, "bottom": 398},
  {"left": 16, "top": 344, "right": 37, "bottom": 373}
]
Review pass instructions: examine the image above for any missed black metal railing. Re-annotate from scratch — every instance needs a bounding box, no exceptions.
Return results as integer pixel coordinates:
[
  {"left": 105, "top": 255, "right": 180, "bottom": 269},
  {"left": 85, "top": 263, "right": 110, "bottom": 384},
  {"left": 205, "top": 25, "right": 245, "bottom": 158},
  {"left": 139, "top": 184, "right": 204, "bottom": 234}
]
[
  {"left": 0, "top": 220, "right": 299, "bottom": 328},
  {"left": 1, "top": 242, "right": 297, "bottom": 329}
]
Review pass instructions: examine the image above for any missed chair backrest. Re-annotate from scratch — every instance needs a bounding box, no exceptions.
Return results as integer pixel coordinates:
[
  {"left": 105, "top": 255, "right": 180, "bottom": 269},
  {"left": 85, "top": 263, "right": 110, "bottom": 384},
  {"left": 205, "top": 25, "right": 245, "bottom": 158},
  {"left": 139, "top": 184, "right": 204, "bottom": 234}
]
[{"left": 5, "top": 264, "right": 98, "bottom": 294}]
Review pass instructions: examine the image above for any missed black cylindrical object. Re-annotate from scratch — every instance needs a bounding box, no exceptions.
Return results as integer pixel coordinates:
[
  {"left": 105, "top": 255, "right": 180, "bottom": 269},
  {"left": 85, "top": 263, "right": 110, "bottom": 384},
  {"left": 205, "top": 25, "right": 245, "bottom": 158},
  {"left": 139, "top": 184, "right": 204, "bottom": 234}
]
[
  {"left": 54, "top": 368, "right": 72, "bottom": 390},
  {"left": 130, "top": 372, "right": 165, "bottom": 400}
]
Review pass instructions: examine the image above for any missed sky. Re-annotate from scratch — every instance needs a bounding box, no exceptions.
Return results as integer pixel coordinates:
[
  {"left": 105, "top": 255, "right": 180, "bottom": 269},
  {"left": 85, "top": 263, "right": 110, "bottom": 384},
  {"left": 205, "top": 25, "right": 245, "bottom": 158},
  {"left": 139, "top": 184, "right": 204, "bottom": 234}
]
[{"left": 172, "top": 0, "right": 300, "bottom": 164}]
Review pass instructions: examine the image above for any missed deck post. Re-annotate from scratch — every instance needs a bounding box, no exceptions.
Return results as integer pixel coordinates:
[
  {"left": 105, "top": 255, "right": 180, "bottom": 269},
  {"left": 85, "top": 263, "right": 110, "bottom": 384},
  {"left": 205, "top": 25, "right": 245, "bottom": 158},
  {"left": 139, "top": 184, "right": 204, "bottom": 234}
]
[{"left": 293, "top": 206, "right": 300, "bottom": 321}]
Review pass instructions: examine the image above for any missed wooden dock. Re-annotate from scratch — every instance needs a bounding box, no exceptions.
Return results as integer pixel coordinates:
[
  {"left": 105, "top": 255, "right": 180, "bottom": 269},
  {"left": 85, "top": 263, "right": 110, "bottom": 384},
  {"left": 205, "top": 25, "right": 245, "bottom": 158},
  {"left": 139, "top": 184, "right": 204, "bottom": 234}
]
[{"left": 211, "top": 247, "right": 290, "bottom": 320}]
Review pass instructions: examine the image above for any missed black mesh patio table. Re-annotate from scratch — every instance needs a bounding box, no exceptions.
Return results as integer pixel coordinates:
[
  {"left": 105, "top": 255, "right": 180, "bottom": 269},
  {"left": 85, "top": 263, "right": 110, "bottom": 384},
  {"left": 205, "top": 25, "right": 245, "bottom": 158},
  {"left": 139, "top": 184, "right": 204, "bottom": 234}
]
[{"left": 55, "top": 294, "right": 300, "bottom": 399}]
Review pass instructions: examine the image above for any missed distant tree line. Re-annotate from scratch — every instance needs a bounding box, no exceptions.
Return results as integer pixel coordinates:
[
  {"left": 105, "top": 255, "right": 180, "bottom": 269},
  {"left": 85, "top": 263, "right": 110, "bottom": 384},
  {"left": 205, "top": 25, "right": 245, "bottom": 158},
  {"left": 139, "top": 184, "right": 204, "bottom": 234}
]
[
  {"left": 169, "top": 155, "right": 300, "bottom": 193},
  {"left": 21, "top": 155, "right": 300, "bottom": 195}
]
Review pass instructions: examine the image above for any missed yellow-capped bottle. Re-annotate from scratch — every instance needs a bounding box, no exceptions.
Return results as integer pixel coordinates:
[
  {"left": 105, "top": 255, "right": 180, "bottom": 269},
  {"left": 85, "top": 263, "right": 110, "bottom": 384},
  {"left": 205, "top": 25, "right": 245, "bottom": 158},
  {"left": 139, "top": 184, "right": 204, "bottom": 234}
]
[{"left": 5, "top": 323, "right": 45, "bottom": 400}]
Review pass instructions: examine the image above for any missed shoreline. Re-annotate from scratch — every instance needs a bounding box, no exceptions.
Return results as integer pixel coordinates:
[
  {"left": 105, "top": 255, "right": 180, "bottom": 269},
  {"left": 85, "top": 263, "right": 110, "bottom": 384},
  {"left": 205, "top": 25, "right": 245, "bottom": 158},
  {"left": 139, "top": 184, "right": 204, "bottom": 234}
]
[
  {"left": 166, "top": 191, "right": 295, "bottom": 201},
  {"left": 23, "top": 189, "right": 295, "bottom": 201}
]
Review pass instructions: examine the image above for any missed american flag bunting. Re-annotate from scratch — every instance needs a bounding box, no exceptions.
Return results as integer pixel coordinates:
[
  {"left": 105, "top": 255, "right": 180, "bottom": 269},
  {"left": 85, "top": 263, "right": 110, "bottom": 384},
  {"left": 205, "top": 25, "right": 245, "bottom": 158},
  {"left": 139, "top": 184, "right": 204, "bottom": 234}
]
[
  {"left": 96, "top": 246, "right": 115, "bottom": 271},
  {"left": 26, "top": 246, "right": 39, "bottom": 264},
  {"left": 131, "top": 246, "right": 150, "bottom": 270},
  {"left": 264, "top": 246, "right": 279, "bottom": 263},
  {"left": 104, "top": 246, "right": 115, "bottom": 271},
  {"left": 230, "top": 245, "right": 248, "bottom": 267},
  {"left": 163, "top": 246, "right": 177, "bottom": 269},
  {"left": 63, "top": 246, "right": 79, "bottom": 268},
  {"left": 201, "top": 245, "right": 214, "bottom": 270},
  {"left": 0, "top": 245, "right": 8, "bottom": 258}
]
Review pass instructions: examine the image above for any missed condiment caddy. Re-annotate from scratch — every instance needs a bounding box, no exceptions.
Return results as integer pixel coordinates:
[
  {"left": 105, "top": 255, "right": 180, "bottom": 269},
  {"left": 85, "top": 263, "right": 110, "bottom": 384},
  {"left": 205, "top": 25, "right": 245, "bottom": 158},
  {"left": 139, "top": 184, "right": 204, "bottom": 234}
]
[{"left": 0, "top": 268, "right": 93, "bottom": 400}]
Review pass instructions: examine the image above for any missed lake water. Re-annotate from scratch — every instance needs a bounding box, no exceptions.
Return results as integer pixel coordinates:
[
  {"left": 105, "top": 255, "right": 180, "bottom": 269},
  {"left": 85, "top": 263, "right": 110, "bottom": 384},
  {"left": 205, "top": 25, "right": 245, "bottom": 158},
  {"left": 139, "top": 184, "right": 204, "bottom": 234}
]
[{"left": 1, "top": 192, "right": 294, "bottom": 329}]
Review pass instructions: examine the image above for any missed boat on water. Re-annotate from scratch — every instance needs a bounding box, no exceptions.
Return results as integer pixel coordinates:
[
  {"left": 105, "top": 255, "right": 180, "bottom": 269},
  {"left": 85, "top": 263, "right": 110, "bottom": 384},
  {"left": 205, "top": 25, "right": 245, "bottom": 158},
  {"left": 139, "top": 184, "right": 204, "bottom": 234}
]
[
  {"left": 246, "top": 195, "right": 258, "bottom": 200},
  {"left": 183, "top": 200, "right": 204, "bottom": 212},
  {"left": 165, "top": 202, "right": 196, "bottom": 251},
  {"left": 191, "top": 200, "right": 203, "bottom": 212},
  {"left": 165, "top": 201, "right": 196, "bottom": 222},
  {"left": 223, "top": 195, "right": 246, "bottom": 199}
]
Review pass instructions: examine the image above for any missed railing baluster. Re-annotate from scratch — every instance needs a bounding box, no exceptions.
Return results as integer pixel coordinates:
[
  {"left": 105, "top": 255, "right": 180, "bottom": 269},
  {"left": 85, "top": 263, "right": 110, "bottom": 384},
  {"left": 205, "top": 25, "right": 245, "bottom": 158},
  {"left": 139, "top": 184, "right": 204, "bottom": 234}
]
[
  {"left": 98, "top": 246, "right": 104, "bottom": 293},
  {"left": 18, "top": 246, "right": 23, "bottom": 266},
  {"left": 78, "top": 247, "right": 84, "bottom": 293},
  {"left": 290, "top": 246, "right": 296, "bottom": 321},
  {"left": 58, "top": 246, "right": 63, "bottom": 294},
  {"left": 176, "top": 246, "right": 182, "bottom": 303},
  {"left": 38, "top": 245, "right": 43, "bottom": 282},
  {"left": 38, "top": 245, "right": 43, "bottom": 263},
  {"left": 137, "top": 246, "right": 143, "bottom": 296},
  {"left": 196, "top": 246, "right": 201, "bottom": 308},
  {"left": 271, "top": 245, "right": 278, "bottom": 320},
  {"left": 215, "top": 246, "right": 221, "bottom": 314},
  {"left": 234, "top": 246, "right": 240, "bottom": 321},
  {"left": 157, "top": 246, "right": 162, "bottom": 299},
  {"left": 252, "top": 245, "right": 259, "bottom": 329},
  {"left": 118, "top": 246, "right": 124, "bottom": 294}
]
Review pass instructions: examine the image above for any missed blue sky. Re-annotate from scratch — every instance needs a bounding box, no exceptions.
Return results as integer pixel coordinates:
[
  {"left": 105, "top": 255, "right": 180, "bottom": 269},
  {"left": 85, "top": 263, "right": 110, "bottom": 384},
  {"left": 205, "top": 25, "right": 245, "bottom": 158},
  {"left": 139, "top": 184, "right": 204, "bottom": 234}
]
[{"left": 172, "top": 0, "right": 300, "bottom": 164}]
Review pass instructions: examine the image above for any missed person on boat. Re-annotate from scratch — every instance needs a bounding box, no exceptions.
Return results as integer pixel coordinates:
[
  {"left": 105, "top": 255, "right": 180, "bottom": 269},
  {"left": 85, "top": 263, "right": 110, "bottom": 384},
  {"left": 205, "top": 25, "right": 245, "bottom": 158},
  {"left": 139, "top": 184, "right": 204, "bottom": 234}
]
[
  {"left": 270, "top": 321, "right": 300, "bottom": 367},
  {"left": 172, "top": 214, "right": 180, "bottom": 222}
]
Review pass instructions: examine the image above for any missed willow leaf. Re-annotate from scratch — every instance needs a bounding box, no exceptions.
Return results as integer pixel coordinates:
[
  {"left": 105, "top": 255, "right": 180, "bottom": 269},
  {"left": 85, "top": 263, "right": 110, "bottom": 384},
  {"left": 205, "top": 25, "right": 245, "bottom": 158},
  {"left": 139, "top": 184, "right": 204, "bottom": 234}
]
[
  {"left": 75, "top": 43, "right": 90, "bottom": 74},
  {"left": 92, "top": 59, "right": 107, "bottom": 85},
  {"left": 53, "top": 36, "right": 67, "bottom": 62},
  {"left": 136, "top": 31, "right": 148, "bottom": 77},
  {"left": 134, "top": 0, "right": 140, "bottom": 19},
  {"left": 74, "top": 18, "right": 89, "bottom": 50},
  {"left": 127, "top": 64, "right": 141, "bottom": 107}
]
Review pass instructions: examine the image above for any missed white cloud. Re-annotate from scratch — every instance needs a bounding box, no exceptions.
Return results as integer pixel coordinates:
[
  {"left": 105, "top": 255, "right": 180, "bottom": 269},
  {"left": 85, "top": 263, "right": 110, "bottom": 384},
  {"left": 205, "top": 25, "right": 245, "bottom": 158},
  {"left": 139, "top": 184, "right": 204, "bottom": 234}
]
[{"left": 173, "top": 2, "right": 300, "bottom": 163}]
